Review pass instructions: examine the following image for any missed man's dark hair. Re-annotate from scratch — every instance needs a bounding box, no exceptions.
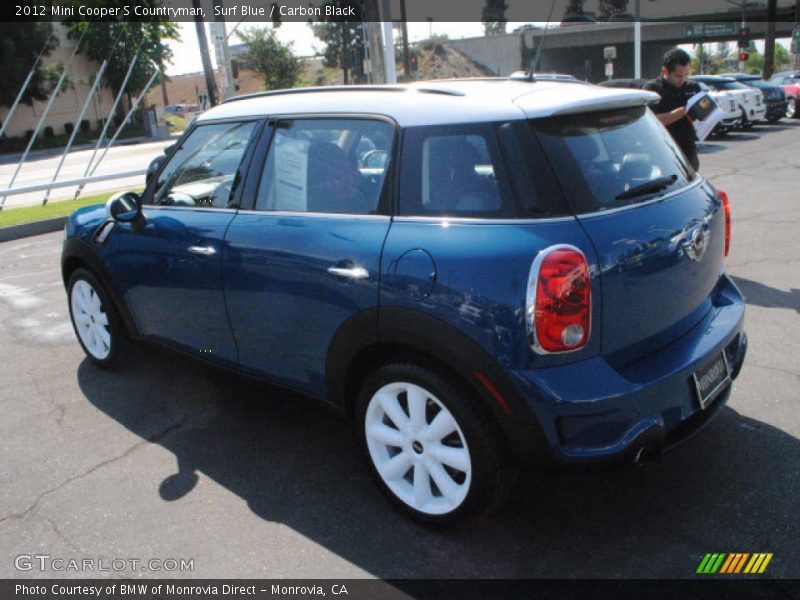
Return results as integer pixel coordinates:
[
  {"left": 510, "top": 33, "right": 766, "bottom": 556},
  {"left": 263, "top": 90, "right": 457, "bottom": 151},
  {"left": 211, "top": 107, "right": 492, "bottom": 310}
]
[{"left": 663, "top": 48, "right": 691, "bottom": 72}]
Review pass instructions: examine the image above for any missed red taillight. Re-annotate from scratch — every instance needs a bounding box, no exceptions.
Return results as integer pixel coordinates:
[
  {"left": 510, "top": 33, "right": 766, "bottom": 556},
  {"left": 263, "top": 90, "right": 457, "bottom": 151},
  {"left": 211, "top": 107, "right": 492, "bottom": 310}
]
[
  {"left": 719, "top": 190, "right": 731, "bottom": 257},
  {"left": 528, "top": 246, "right": 591, "bottom": 353}
]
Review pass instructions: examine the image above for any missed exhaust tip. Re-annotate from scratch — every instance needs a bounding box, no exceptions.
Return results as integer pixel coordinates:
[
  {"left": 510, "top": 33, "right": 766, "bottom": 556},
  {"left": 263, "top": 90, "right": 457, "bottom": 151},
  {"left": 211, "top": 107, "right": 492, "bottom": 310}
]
[{"left": 633, "top": 444, "right": 661, "bottom": 467}]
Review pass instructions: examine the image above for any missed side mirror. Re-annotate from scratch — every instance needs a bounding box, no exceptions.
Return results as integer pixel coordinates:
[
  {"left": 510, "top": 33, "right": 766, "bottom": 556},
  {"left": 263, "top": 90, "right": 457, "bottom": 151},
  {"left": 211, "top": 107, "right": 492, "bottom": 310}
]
[
  {"left": 164, "top": 143, "right": 176, "bottom": 156},
  {"left": 106, "top": 191, "right": 142, "bottom": 223},
  {"left": 146, "top": 155, "right": 163, "bottom": 186}
]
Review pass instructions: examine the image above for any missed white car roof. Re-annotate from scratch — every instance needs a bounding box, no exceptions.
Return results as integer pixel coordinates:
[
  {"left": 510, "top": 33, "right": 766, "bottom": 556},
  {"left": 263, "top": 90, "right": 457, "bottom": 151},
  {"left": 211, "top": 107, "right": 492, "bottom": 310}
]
[{"left": 196, "top": 79, "right": 658, "bottom": 127}]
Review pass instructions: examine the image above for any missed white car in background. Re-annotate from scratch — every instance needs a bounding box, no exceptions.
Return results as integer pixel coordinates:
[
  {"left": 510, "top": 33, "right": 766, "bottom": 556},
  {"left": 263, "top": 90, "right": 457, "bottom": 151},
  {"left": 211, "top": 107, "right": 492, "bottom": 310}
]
[
  {"left": 691, "top": 75, "right": 766, "bottom": 128},
  {"left": 693, "top": 80, "right": 740, "bottom": 135}
]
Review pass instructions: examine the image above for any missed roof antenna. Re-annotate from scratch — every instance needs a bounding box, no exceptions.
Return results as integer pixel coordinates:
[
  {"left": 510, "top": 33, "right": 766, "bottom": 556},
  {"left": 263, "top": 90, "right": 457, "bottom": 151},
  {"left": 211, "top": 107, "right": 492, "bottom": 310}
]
[{"left": 527, "top": 0, "right": 558, "bottom": 79}]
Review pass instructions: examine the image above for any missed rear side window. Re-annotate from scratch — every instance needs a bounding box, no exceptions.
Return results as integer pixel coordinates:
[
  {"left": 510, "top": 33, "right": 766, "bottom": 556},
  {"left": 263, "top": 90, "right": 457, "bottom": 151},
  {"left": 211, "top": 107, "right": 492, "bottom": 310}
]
[
  {"left": 398, "top": 123, "right": 514, "bottom": 218},
  {"left": 531, "top": 107, "right": 696, "bottom": 215},
  {"left": 254, "top": 118, "right": 393, "bottom": 214}
]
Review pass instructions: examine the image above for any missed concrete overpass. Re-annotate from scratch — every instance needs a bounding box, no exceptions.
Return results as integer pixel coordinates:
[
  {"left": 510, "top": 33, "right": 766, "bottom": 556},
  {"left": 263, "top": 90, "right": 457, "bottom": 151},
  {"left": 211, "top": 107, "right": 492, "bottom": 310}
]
[{"left": 449, "top": 19, "right": 800, "bottom": 82}]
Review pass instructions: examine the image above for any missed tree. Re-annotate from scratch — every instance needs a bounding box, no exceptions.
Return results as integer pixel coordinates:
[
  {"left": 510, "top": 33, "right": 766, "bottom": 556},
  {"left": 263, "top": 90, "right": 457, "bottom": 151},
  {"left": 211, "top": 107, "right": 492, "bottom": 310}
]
[
  {"left": 68, "top": 3, "right": 179, "bottom": 100},
  {"left": 744, "top": 48, "right": 764, "bottom": 75},
  {"left": 0, "top": 22, "right": 57, "bottom": 108},
  {"left": 715, "top": 41, "right": 731, "bottom": 60},
  {"left": 309, "top": 0, "right": 364, "bottom": 84},
  {"left": 564, "top": 0, "right": 585, "bottom": 18},
  {"left": 237, "top": 27, "right": 301, "bottom": 91},
  {"left": 690, "top": 44, "right": 723, "bottom": 75},
  {"left": 483, "top": 0, "right": 508, "bottom": 36},
  {"left": 598, "top": 0, "right": 628, "bottom": 20}
]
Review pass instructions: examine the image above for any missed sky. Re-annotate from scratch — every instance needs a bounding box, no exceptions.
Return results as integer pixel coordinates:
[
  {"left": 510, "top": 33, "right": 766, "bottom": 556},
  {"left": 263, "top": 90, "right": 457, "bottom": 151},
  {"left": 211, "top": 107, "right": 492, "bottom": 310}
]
[
  {"left": 167, "top": 22, "right": 490, "bottom": 75},
  {"left": 165, "top": 21, "right": 795, "bottom": 76}
]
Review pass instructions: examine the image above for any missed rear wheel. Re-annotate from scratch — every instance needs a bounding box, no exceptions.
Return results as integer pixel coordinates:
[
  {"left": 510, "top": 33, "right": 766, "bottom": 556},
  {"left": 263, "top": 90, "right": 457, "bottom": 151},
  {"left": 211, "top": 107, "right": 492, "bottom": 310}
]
[
  {"left": 356, "top": 363, "right": 515, "bottom": 524},
  {"left": 67, "top": 268, "right": 129, "bottom": 368},
  {"left": 787, "top": 97, "right": 797, "bottom": 119}
]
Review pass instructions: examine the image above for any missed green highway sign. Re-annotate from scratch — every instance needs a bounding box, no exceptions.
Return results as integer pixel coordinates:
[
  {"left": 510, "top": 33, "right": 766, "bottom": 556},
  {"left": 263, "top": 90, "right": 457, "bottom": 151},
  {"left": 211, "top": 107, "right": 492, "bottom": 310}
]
[{"left": 684, "top": 23, "right": 738, "bottom": 39}]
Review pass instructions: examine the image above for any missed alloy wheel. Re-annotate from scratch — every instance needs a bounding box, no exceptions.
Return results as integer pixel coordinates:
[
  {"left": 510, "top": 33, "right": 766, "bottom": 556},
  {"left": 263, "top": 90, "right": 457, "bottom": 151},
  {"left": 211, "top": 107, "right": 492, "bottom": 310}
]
[
  {"left": 70, "top": 279, "right": 111, "bottom": 360},
  {"left": 364, "top": 381, "right": 472, "bottom": 515}
]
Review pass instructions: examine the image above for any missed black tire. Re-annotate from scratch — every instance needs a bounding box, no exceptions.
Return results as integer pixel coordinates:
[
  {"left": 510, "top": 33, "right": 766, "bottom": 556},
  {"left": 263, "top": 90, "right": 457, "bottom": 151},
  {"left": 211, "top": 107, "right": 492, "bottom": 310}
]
[
  {"left": 739, "top": 108, "right": 752, "bottom": 129},
  {"left": 67, "top": 268, "right": 129, "bottom": 369},
  {"left": 355, "top": 362, "right": 516, "bottom": 525}
]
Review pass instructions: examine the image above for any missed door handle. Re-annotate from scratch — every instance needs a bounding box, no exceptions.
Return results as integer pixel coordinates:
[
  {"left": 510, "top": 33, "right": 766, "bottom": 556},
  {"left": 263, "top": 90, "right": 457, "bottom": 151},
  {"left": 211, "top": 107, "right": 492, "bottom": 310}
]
[
  {"left": 327, "top": 266, "right": 369, "bottom": 280},
  {"left": 188, "top": 245, "right": 216, "bottom": 256}
]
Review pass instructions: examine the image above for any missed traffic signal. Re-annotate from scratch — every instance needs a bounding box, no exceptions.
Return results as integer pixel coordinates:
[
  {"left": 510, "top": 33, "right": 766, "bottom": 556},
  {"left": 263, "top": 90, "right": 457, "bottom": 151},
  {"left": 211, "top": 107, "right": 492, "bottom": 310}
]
[
  {"left": 739, "top": 52, "right": 749, "bottom": 62},
  {"left": 738, "top": 26, "right": 750, "bottom": 49},
  {"left": 410, "top": 56, "right": 418, "bottom": 72}
]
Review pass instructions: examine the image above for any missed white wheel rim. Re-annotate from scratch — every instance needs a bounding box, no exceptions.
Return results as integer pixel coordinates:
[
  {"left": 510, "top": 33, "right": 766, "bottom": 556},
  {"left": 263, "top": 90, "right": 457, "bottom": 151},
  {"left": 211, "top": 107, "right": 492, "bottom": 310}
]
[
  {"left": 70, "top": 280, "right": 111, "bottom": 360},
  {"left": 365, "top": 381, "right": 472, "bottom": 515}
]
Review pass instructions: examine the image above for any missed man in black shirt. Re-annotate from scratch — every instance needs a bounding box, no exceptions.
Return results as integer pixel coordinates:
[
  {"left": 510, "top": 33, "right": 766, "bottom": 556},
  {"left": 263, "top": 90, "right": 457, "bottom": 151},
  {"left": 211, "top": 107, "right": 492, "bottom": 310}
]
[{"left": 644, "top": 48, "right": 702, "bottom": 170}]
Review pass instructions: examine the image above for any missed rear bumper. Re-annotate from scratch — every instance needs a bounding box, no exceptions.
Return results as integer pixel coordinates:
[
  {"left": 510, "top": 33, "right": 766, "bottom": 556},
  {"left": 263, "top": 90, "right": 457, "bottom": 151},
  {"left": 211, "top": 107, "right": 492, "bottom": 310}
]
[
  {"left": 764, "top": 101, "right": 787, "bottom": 120},
  {"left": 748, "top": 105, "right": 768, "bottom": 122},
  {"left": 504, "top": 273, "right": 746, "bottom": 466}
]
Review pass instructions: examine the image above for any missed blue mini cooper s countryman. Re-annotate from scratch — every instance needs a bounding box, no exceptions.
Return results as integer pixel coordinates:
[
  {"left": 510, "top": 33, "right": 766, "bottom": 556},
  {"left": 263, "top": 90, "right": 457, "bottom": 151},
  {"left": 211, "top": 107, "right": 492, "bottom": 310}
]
[{"left": 63, "top": 79, "right": 747, "bottom": 523}]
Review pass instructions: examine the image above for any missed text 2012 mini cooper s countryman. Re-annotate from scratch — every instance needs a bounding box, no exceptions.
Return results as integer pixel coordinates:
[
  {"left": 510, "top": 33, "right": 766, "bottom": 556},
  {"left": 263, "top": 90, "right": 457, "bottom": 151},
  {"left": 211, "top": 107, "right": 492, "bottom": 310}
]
[{"left": 63, "top": 78, "right": 747, "bottom": 523}]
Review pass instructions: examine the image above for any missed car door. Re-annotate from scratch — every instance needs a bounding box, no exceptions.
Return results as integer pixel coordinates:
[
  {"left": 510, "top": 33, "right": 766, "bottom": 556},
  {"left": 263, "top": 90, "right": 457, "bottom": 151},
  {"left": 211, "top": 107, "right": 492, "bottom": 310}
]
[
  {"left": 223, "top": 117, "right": 395, "bottom": 396},
  {"left": 105, "top": 119, "right": 263, "bottom": 365}
]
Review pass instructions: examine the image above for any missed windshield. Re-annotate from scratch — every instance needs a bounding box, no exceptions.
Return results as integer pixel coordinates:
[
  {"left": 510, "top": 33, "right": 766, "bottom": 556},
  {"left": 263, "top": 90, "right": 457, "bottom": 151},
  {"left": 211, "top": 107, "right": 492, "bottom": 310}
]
[{"left": 530, "top": 106, "right": 696, "bottom": 214}]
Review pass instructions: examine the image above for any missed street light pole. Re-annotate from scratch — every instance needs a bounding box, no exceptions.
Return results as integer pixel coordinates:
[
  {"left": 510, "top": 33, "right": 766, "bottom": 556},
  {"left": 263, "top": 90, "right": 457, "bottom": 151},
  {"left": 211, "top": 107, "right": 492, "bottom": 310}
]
[{"left": 634, "top": 0, "right": 641, "bottom": 79}]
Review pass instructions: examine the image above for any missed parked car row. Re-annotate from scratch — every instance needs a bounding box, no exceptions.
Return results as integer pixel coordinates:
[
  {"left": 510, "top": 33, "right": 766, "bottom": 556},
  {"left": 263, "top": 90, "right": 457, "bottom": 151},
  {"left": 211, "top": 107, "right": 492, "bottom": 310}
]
[
  {"left": 768, "top": 70, "right": 800, "bottom": 118},
  {"left": 600, "top": 72, "right": 795, "bottom": 137}
]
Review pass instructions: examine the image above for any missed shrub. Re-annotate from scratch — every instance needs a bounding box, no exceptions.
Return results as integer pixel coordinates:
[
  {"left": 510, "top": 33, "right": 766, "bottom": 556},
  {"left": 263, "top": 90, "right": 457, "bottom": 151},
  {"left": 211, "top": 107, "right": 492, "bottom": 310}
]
[
  {"left": 43, "top": 126, "right": 55, "bottom": 138},
  {"left": 80, "top": 119, "right": 90, "bottom": 133},
  {"left": 24, "top": 129, "right": 34, "bottom": 140},
  {"left": 64, "top": 122, "right": 74, "bottom": 135}
]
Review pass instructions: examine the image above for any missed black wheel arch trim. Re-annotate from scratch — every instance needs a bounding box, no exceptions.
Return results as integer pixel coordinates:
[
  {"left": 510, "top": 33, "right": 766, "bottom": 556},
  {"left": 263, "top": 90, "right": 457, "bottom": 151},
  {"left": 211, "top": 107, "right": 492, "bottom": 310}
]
[
  {"left": 326, "top": 306, "right": 542, "bottom": 424},
  {"left": 62, "top": 237, "right": 141, "bottom": 340}
]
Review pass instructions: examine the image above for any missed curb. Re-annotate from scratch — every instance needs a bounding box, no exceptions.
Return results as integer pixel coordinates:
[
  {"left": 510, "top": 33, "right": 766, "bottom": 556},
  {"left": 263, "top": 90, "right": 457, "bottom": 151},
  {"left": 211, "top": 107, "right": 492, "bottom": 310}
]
[{"left": 0, "top": 216, "right": 68, "bottom": 244}]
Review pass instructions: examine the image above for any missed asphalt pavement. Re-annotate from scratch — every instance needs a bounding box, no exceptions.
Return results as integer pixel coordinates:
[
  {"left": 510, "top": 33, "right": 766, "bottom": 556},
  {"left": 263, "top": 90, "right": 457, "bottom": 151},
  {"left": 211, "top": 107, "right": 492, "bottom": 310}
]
[{"left": 0, "top": 121, "right": 798, "bottom": 580}]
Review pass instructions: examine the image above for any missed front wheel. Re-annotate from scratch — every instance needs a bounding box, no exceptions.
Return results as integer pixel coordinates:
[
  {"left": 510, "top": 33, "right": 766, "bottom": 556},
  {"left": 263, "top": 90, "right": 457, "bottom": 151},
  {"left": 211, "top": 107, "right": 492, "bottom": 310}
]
[
  {"left": 356, "top": 363, "right": 515, "bottom": 524},
  {"left": 67, "top": 268, "right": 129, "bottom": 368},
  {"left": 739, "top": 108, "right": 752, "bottom": 129},
  {"left": 787, "top": 97, "right": 797, "bottom": 119}
]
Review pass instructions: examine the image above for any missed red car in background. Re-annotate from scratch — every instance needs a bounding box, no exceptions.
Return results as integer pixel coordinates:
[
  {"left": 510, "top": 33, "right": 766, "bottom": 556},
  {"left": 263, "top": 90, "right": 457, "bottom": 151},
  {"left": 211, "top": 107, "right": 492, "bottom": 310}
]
[{"left": 769, "top": 71, "right": 800, "bottom": 118}]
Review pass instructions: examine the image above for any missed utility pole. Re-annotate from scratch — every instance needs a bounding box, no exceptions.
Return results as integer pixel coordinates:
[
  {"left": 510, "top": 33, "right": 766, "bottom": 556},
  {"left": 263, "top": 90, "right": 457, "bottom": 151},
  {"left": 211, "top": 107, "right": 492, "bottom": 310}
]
[
  {"left": 379, "top": 0, "right": 397, "bottom": 83},
  {"left": 763, "top": 0, "right": 777, "bottom": 79},
  {"left": 740, "top": 1, "right": 746, "bottom": 73},
  {"left": 193, "top": 1, "right": 218, "bottom": 107},
  {"left": 213, "top": 0, "right": 235, "bottom": 100},
  {"left": 400, "top": 0, "right": 412, "bottom": 80},
  {"left": 363, "top": 0, "right": 385, "bottom": 83},
  {"left": 634, "top": 0, "right": 641, "bottom": 79}
]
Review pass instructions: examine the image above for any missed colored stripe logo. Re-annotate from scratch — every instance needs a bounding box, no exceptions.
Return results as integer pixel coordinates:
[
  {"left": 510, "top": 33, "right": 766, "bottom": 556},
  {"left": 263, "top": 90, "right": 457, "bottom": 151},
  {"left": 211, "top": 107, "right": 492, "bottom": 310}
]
[{"left": 697, "top": 553, "right": 773, "bottom": 574}]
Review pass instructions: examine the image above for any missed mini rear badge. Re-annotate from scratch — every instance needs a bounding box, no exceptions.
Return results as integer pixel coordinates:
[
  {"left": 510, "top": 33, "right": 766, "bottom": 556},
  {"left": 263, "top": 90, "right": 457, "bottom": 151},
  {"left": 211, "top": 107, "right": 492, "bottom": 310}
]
[{"left": 682, "top": 226, "right": 710, "bottom": 262}]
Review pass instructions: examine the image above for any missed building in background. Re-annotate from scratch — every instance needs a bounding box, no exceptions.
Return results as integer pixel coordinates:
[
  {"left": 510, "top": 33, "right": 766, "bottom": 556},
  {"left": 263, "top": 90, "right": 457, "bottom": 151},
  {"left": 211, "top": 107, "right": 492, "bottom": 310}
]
[{"left": 0, "top": 25, "right": 115, "bottom": 140}]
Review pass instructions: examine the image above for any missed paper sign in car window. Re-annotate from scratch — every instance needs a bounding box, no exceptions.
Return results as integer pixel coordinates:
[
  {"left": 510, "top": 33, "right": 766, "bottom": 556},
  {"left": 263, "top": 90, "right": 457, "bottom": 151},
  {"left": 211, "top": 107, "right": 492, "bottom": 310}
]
[{"left": 274, "top": 135, "right": 309, "bottom": 211}]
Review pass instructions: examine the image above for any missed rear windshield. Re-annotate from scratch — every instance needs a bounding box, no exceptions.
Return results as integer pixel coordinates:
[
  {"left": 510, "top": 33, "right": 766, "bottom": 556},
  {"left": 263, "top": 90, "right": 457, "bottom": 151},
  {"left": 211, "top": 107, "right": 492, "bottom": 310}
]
[{"left": 531, "top": 106, "right": 696, "bottom": 214}]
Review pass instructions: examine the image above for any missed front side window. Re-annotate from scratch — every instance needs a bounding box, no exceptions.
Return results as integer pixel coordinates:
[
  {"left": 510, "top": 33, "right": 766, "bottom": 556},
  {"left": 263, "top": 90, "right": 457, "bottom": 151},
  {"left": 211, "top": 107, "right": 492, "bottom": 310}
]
[
  {"left": 255, "top": 118, "right": 394, "bottom": 214},
  {"left": 531, "top": 106, "right": 696, "bottom": 215},
  {"left": 151, "top": 120, "right": 257, "bottom": 208},
  {"left": 398, "top": 123, "right": 514, "bottom": 217}
]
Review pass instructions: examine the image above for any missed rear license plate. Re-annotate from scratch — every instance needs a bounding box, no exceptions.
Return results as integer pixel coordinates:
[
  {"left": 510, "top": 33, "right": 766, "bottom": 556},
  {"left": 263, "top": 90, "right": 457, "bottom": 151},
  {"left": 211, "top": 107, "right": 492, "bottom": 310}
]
[{"left": 693, "top": 351, "right": 731, "bottom": 410}]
